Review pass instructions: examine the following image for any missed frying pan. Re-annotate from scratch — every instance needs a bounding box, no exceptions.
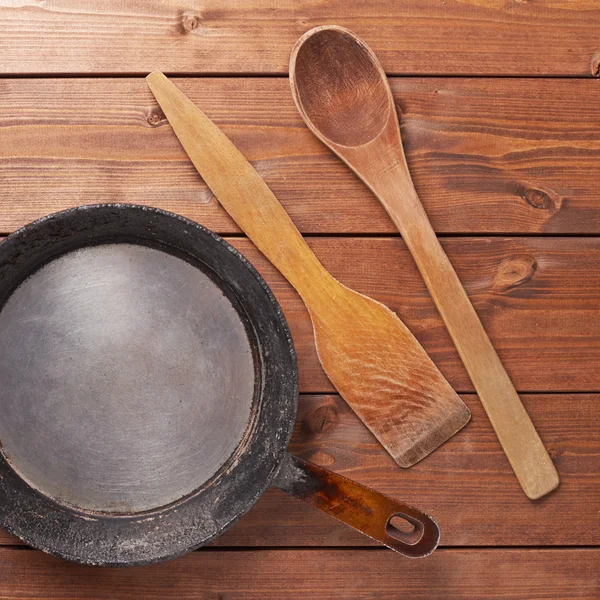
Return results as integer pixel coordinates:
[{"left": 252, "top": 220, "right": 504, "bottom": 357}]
[{"left": 0, "top": 204, "right": 439, "bottom": 566}]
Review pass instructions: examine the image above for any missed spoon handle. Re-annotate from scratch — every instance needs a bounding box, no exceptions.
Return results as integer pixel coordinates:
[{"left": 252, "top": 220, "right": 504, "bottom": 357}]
[
  {"left": 146, "top": 72, "right": 330, "bottom": 301},
  {"left": 370, "top": 161, "right": 559, "bottom": 499}
]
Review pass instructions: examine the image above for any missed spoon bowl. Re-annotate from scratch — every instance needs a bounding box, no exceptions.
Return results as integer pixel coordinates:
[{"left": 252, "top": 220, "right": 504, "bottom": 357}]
[{"left": 291, "top": 26, "right": 392, "bottom": 147}]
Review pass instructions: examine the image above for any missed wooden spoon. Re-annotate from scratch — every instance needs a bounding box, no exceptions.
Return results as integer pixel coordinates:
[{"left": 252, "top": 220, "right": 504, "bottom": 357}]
[
  {"left": 289, "top": 26, "right": 559, "bottom": 499},
  {"left": 147, "top": 71, "right": 470, "bottom": 468}
]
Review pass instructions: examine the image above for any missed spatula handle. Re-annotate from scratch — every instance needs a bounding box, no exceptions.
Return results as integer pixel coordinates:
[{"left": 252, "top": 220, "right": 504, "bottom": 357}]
[
  {"left": 371, "top": 163, "right": 559, "bottom": 499},
  {"left": 146, "top": 72, "right": 329, "bottom": 301}
]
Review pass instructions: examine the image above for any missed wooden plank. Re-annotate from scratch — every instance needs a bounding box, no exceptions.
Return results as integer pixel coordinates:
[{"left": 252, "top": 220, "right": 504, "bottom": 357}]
[
  {"left": 0, "top": 548, "right": 597, "bottom": 599},
  {"left": 217, "top": 393, "right": 600, "bottom": 548},
  {"left": 1, "top": 393, "right": 599, "bottom": 547},
  {"left": 0, "top": 77, "right": 599, "bottom": 234},
  {"left": 0, "top": 1, "right": 599, "bottom": 76},
  {"left": 0, "top": 235, "right": 596, "bottom": 393},
  {"left": 238, "top": 236, "right": 596, "bottom": 394}
]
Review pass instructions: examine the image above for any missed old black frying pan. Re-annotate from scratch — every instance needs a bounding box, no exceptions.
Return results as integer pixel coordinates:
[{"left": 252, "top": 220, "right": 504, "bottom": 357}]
[{"left": 0, "top": 204, "right": 439, "bottom": 566}]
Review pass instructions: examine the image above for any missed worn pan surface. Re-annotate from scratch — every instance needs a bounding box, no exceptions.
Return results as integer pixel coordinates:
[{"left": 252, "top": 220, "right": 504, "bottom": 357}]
[{"left": 0, "top": 204, "right": 439, "bottom": 566}]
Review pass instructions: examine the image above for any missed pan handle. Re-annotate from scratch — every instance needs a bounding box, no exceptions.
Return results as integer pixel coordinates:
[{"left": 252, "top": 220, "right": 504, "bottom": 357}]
[{"left": 274, "top": 453, "right": 440, "bottom": 558}]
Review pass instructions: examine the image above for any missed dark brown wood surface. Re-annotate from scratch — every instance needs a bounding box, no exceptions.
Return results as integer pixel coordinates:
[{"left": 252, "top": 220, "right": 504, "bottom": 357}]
[
  {"left": 0, "top": 548, "right": 599, "bottom": 599},
  {"left": 236, "top": 237, "right": 596, "bottom": 394},
  {"left": 1, "top": 2, "right": 599, "bottom": 597},
  {"left": 0, "top": 1, "right": 599, "bottom": 76},
  {"left": 0, "top": 78, "right": 599, "bottom": 234}
]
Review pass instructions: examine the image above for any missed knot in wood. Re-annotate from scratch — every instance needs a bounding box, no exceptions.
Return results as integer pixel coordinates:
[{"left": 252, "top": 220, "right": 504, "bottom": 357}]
[
  {"left": 518, "top": 186, "right": 559, "bottom": 211},
  {"left": 181, "top": 14, "right": 201, "bottom": 33},
  {"left": 147, "top": 109, "right": 165, "bottom": 127},
  {"left": 301, "top": 405, "right": 338, "bottom": 437},
  {"left": 591, "top": 53, "right": 600, "bottom": 77},
  {"left": 493, "top": 255, "right": 537, "bottom": 292},
  {"left": 307, "top": 450, "right": 335, "bottom": 467}
]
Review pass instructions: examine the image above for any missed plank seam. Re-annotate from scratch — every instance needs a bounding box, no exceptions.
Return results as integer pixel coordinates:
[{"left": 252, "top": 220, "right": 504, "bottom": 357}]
[
  {"left": 1, "top": 545, "right": 599, "bottom": 552},
  {"left": 0, "top": 73, "right": 599, "bottom": 80}
]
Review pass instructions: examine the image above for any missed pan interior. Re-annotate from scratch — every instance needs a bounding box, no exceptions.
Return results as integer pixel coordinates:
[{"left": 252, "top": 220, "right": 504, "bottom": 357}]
[{"left": 0, "top": 243, "right": 256, "bottom": 514}]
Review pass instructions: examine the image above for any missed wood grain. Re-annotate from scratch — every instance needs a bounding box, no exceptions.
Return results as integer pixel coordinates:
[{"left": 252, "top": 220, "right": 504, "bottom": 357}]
[
  {"left": 225, "top": 393, "right": 600, "bottom": 548},
  {"left": 0, "top": 548, "right": 598, "bottom": 599},
  {"left": 237, "top": 236, "right": 594, "bottom": 394},
  {"left": 290, "top": 25, "right": 558, "bottom": 499},
  {"left": 0, "top": 235, "right": 593, "bottom": 395},
  {"left": 0, "top": 4, "right": 597, "bottom": 598},
  {"left": 1, "top": 393, "right": 599, "bottom": 548},
  {"left": 146, "top": 71, "right": 469, "bottom": 469},
  {"left": 0, "top": 77, "right": 599, "bottom": 234},
  {"left": 0, "top": 1, "right": 599, "bottom": 76}
]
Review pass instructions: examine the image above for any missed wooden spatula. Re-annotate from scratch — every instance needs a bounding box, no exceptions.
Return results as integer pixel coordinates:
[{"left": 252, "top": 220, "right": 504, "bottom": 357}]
[
  {"left": 288, "top": 26, "right": 559, "bottom": 499},
  {"left": 147, "top": 71, "right": 470, "bottom": 468}
]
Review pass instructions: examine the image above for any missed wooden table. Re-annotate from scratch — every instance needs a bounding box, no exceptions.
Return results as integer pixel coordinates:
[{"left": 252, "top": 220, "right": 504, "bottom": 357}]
[{"left": 0, "top": 2, "right": 599, "bottom": 598}]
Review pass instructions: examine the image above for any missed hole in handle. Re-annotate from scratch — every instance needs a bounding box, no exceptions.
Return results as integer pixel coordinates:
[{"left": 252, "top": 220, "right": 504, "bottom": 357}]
[{"left": 386, "top": 514, "right": 424, "bottom": 546}]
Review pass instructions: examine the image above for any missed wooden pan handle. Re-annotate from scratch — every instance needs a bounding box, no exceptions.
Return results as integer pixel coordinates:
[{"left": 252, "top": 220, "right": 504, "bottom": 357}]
[
  {"left": 369, "top": 161, "right": 559, "bottom": 499},
  {"left": 275, "top": 453, "right": 440, "bottom": 558},
  {"left": 146, "top": 72, "right": 330, "bottom": 301}
]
